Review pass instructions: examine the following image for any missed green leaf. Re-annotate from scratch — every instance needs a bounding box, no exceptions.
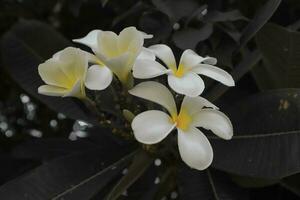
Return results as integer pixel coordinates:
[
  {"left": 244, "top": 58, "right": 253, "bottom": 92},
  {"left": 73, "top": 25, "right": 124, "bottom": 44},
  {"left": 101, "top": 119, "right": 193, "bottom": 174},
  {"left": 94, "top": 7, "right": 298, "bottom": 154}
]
[
  {"left": 211, "top": 89, "right": 300, "bottom": 179},
  {"left": 231, "top": 174, "right": 278, "bottom": 188},
  {"left": 151, "top": 0, "right": 199, "bottom": 22},
  {"left": 178, "top": 168, "right": 249, "bottom": 200},
  {"left": 238, "top": 0, "right": 282, "bottom": 49},
  {"left": 205, "top": 49, "right": 262, "bottom": 102},
  {"left": 106, "top": 150, "right": 153, "bottom": 200},
  {"left": 172, "top": 24, "right": 213, "bottom": 50},
  {"left": 0, "top": 149, "right": 134, "bottom": 200},
  {"left": 253, "top": 23, "right": 300, "bottom": 90},
  {"left": 280, "top": 173, "right": 300, "bottom": 197},
  {"left": 203, "top": 10, "right": 248, "bottom": 22},
  {"left": 0, "top": 20, "right": 98, "bottom": 124}
]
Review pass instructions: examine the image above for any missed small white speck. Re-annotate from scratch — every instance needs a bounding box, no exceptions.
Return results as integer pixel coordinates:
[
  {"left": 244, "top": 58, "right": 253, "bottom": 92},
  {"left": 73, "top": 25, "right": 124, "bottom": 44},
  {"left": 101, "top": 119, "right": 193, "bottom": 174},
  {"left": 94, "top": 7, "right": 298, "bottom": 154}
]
[
  {"left": 5, "top": 130, "right": 14, "bottom": 137},
  {"left": 69, "top": 131, "right": 77, "bottom": 141},
  {"left": 0, "top": 122, "right": 8, "bottom": 131},
  {"left": 171, "top": 191, "right": 178, "bottom": 199},
  {"left": 29, "top": 129, "right": 42, "bottom": 138},
  {"left": 57, "top": 113, "right": 66, "bottom": 120},
  {"left": 111, "top": 166, "right": 117, "bottom": 170},
  {"left": 154, "top": 158, "right": 162, "bottom": 166},
  {"left": 20, "top": 94, "right": 30, "bottom": 104},
  {"left": 173, "top": 23, "right": 180, "bottom": 30},
  {"left": 201, "top": 8, "right": 208, "bottom": 16},
  {"left": 50, "top": 119, "right": 58, "bottom": 128},
  {"left": 154, "top": 177, "right": 160, "bottom": 184},
  {"left": 122, "top": 168, "right": 128, "bottom": 175}
]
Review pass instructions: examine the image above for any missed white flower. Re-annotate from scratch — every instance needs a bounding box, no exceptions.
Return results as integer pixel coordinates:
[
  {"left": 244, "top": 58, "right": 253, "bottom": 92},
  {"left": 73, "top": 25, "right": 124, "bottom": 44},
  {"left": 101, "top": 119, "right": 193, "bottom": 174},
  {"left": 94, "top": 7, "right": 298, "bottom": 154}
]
[
  {"left": 132, "top": 44, "right": 235, "bottom": 97},
  {"left": 129, "top": 81, "right": 233, "bottom": 170},
  {"left": 73, "top": 27, "right": 153, "bottom": 86},
  {"left": 38, "top": 47, "right": 112, "bottom": 99}
]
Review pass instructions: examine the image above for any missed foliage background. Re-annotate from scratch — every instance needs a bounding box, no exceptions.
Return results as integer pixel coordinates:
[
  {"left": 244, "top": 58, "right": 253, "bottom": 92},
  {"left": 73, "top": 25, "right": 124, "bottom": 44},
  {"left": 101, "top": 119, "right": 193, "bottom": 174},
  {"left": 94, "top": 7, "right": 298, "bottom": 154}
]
[{"left": 0, "top": 0, "right": 300, "bottom": 199}]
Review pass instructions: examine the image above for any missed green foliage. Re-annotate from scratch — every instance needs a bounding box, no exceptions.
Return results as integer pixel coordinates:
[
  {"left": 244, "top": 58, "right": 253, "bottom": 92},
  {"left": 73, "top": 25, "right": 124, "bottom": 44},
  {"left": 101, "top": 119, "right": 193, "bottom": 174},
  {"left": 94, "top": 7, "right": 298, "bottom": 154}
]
[{"left": 0, "top": 0, "right": 300, "bottom": 199}]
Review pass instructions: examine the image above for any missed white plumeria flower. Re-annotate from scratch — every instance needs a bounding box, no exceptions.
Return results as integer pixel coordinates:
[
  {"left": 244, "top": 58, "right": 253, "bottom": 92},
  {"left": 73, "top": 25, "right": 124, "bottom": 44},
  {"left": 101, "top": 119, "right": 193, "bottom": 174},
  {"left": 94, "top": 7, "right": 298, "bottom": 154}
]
[
  {"left": 73, "top": 27, "right": 153, "bottom": 86},
  {"left": 129, "top": 81, "right": 233, "bottom": 170},
  {"left": 132, "top": 44, "right": 235, "bottom": 97},
  {"left": 38, "top": 47, "right": 112, "bottom": 99}
]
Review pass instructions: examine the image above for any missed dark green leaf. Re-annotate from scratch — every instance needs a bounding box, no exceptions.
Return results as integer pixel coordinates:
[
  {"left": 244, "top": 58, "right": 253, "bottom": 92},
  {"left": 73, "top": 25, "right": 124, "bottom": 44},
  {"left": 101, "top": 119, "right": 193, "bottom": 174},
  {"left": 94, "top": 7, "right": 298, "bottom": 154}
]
[
  {"left": 238, "top": 0, "right": 282, "bottom": 49},
  {"left": 139, "top": 11, "right": 172, "bottom": 44},
  {"left": 211, "top": 89, "right": 300, "bottom": 179},
  {"left": 151, "top": 0, "right": 199, "bottom": 22},
  {"left": 253, "top": 23, "right": 300, "bottom": 90},
  {"left": 172, "top": 24, "right": 213, "bottom": 50},
  {"left": 0, "top": 20, "right": 98, "bottom": 124},
  {"left": 203, "top": 10, "right": 248, "bottom": 22},
  {"left": 178, "top": 168, "right": 249, "bottom": 200},
  {"left": 0, "top": 148, "right": 134, "bottom": 200},
  {"left": 106, "top": 150, "right": 153, "bottom": 200},
  {"left": 280, "top": 173, "right": 300, "bottom": 197},
  {"left": 205, "top": 49, "right": 262, "bottom": 102}
]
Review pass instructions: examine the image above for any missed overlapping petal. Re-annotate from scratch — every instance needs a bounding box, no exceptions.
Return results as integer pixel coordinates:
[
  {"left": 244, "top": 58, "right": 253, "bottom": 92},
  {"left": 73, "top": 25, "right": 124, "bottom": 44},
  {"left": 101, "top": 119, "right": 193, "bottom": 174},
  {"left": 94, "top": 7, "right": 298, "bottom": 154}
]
[
  {"left": 192, "top": 109, "right": 233, "bottom": 140},
  {"left": 148, "top": 44, "right": 177, "bottom": 72},
  {"left": 192, "top": 64, "right": 235, "bottom": 87},
  {"left": 133, "top": 59, "right": 170, "bottom": 79},
  {"left": 85, "top": 65, "right": 113, "bottom": 90},
  {"left": 168, "top": 72, "right": 205, "bottom": 97},
  {"left": 177, "top": 127, "right": 213, "bottom": 170},
  {"left": 129, "top": 81, "right": 177, "bottom": 116},
  {"left": 181, "top": 96, "right": 218, "bottom": 116},
  {"left": 132, "top": 110, "right": 176, "bottom": 144}
]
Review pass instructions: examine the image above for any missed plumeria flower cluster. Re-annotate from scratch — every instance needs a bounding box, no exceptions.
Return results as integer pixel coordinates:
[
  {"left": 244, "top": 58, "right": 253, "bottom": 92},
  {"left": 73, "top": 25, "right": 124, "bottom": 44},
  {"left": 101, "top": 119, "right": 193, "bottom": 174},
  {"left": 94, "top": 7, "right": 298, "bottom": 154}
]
[{"left": 38, "top": 26, "right": 235, "bottom": 170}]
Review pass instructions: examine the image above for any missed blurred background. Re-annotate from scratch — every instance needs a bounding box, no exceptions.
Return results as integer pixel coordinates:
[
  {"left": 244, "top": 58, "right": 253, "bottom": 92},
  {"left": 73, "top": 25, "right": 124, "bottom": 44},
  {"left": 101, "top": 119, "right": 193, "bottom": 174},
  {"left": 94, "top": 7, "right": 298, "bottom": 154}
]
[{"left": 0, "top": 0, "right": 300, "bottom": 199}]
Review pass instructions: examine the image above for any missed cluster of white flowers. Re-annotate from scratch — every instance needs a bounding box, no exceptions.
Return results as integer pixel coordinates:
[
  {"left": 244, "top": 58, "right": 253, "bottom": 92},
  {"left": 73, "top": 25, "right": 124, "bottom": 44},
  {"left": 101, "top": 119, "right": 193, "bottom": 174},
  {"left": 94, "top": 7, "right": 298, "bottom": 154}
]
[{"left": 38, "top": 27, "right": 235, "bottom": 170}]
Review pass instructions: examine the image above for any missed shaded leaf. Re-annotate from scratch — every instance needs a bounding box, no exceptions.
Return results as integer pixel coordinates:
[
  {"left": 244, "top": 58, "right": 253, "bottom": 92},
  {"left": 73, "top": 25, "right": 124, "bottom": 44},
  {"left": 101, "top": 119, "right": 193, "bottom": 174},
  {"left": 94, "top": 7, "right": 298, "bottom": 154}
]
[
  {"left": 280, "top": 173, "right": 300, "bottom": 197},
  {"left": 211, "top": 89, "right": 300, "bottom": 179},
  {"left": 172, "top": 24, "right": 213, "bottom": 50},
  {"left": 139, "top": 11, "right": 172, "bottom": 44},
  {"left": 0, "top": 148, "right": 134, "bottom": 200},
  {"left": 151, "top": 0, "right": 199, "bottom": 22},
  {"left": 238, "top": 0, "right": 282, "bottom": 49},
  {"left": 253, "top": 23, "right": 300, "bottom": 90},
  {"left": 106, "top": 150, "right": 153, "bottom": 200},
  {"left": 0, "top": 20, "right": 98, "bottom": 124},
  {"left": 205, "top": 49, "right": 262, "bottom": 102},
  {"left": 178, "top": 167, "right": 249, "bottom": 200},
  {"left": 204, "top": 10, "right": 248, "bottom": 22}
]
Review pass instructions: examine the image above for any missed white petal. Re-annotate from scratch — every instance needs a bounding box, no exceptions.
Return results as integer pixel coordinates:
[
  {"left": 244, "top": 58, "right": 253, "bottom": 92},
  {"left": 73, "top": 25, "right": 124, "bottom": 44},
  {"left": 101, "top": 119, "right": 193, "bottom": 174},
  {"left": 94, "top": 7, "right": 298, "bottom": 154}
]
[
  {"left": 192, "top": 64, "right": 235, "bottom": 87},
  {"left": 98, "top": 31, "right": 119, "bottom": 58},
  {"left": 179, "top": 49, "right": 204, "bottom": 68},
  {"left": 38, "top": 85, "right": 69, "bottom": 96},
  {"left": 73, "top": 30, "right": 101, "bottom": 51},
  {"left": 202, "top": 56, "right": 217, "bottom": 65},
  {"left": 133, "top": 59, "right": 169, "bottom": 79},
  {"left": 181, "top": 96, "right": 218, "bottom": 116},
  {"left": 54, "top": 47, "right": 88, "bottom": 80},
  {"left": 177, "top": 127, "right": 213, "bottom": 170},
  {"left": 63, "top": 80, "right": 84, "bottom": 98},
  {"left": 118, "top": 27, "right": 143, "bottom": 55},
  {"left": 132, "top": 110, "right": 175, "bottom": 144},
  {"left": 129, "top": 81, "right": 177, "bottom": 116},
  {"left": 38, "top": 60, "right": 71, "bottom": 88},
  {"left": 192, "top": 109, "right": 233, "bottom": 140},
  {"left": 85, "top": 65, "right": 113, "bottom": 90},
  {"left": 168, "top": 72, "right": 204, "bottom": 97},
  {"left": 148, "top": 44, "right": 177, "bottom": 71},
  {"left": 140, "top": 31, "right": 153, "bottom": 39},
  {"left": 105, "top": 52, "right": 133, "bottom": 84},
  {"left": 136, "top": 47, "right": 155, "bottom": 61}
]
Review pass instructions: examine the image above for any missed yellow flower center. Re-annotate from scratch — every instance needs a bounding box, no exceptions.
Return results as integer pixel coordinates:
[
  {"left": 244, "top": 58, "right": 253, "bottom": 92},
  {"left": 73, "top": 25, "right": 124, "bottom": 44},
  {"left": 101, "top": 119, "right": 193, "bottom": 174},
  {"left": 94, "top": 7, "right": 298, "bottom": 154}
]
[
  {"left": 172, "top": 108, "right": 192, "bottom": 131},
  {"left": 173, "top": 64, "right": 186, "bottom": 78}
]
